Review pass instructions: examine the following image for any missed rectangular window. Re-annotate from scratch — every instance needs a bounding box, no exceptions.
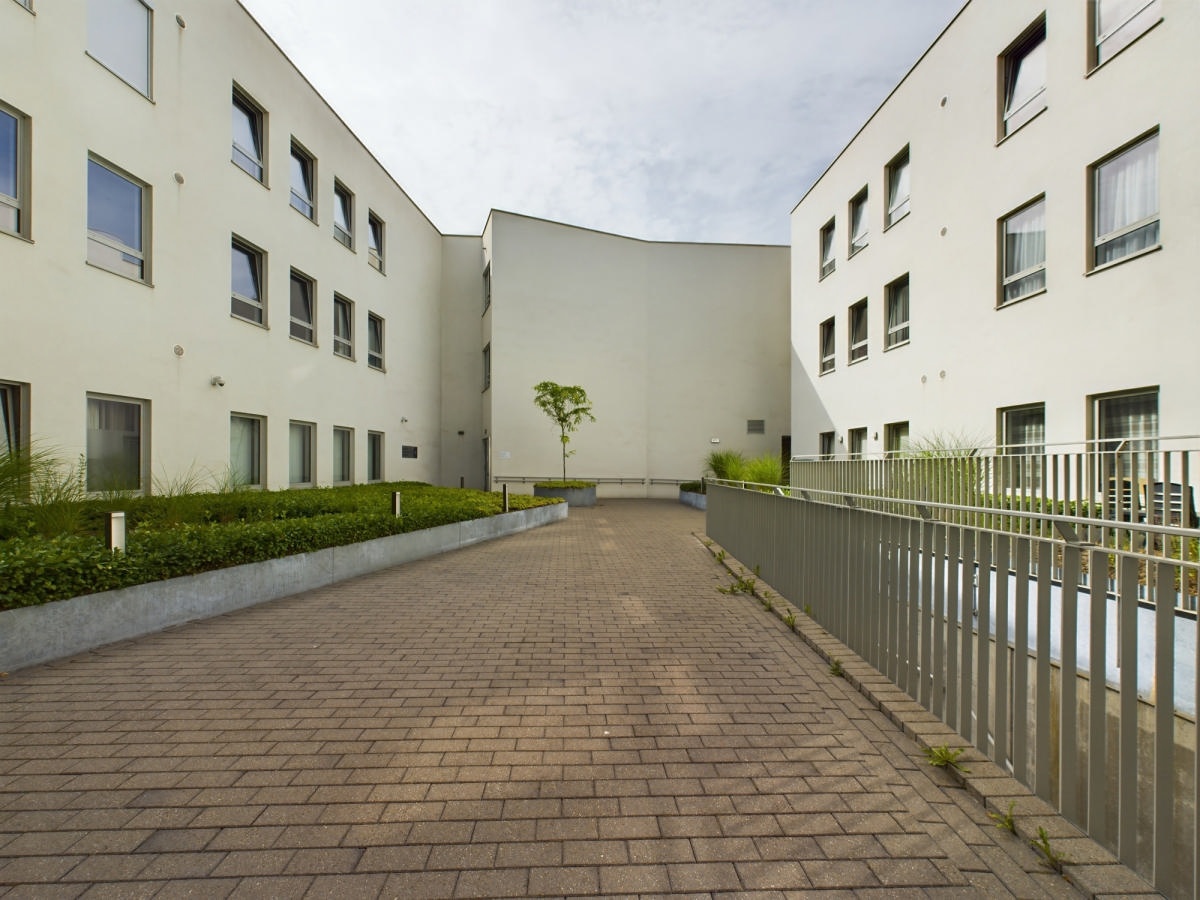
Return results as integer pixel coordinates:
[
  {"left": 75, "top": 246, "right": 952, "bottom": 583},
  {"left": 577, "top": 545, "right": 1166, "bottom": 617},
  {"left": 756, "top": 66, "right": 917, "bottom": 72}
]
[
  {"left": 0, "top": 102, "right": 29, "bottom": 238},
  {"left": 333, "top": 180, "right": 353, "bottom": 248},
  {"left": 0, "top": 380, "right": 28, "bottom": 458},
  {"left": 1094, "top": 0, "right": 1161, "bottom": 65},
  {"left": 848, "top": 300, "right": 868, "bottom": 363},
  {"left": 819, "top": 317, "right": 835, "bottom": 374},
  {"left": 229, "top": 414, "right": 264, "bottom": 488},
  {"left": 367, "top": 431, "right": 384, "bottom": 482},
  {"left": 232, "top": 88, "right": 265, "bottom": 182},
  {"left": 368, "top": 211, "right": 384, "bottom": 271},
  {"left": 333, "top": 294, "right": 353, "bottom": 358},
  {"left": 289, "top": 270, "right": 315, "bottom": 344},
  {"left": 87, "top": 0, "right": 151, "bottom": 97},
  {"left": 848, "top": 427, "right": 867, "bottom": 460},
  {"left": 402, "top": 445, "right": 418, "bottom": 460},
  {"left": 848, "top": 189, "right": 868, "bottom": 255},
  {"left": 884, "top": 421, "right": 910, "bottom": 458},
  {"left": 885, "top": 147, "right": 910, "bottom": 227},
  {"left": 1001, "top": 403, "right": 1046, "bottom": 490},
  {"left": 884, "top": 275, "right": 910, "bottom": 349},
  {"left": 1000, "top": 197, "right": 1046, "bottom": 304},
  {"left": 483, "top": 262, "right": 492, "bottom": 311},
  {"left": 819, "top": 219, "right": 835, "bottom": 278},
  {"left": 332, "top": 426, "right": 353, "bottom": 484},
  {"left": 747, "top": 419, "right": 765, "bottom": 435},
  {"left": 289, "top": 140, "right": 315, "bottom": 219},
  {"left": 1002, "top": 18, "right": 1046, "bottom": 137},
  {"left": 1093, "top": 131, "right": 1159, "bottom": 267},
  {"left": 288, "top": 420, "right": 314, "bottom": 486},
  {"left": 367, "top": 313, "right": 384, "bottom": 370},
  {"left": 87, "top": 155, "right": 149, "bottom": 282},
  {"left": 818, "top": 431, "right": 835, "bottom": 461},
  {"left": 86, "top": 394, "right": 146, "bottom": 493},
  {"left": 1093, "top": 388, "right": 1159, "bottom": 509},
  {"left": 482, "top": 343, "right": 491, "bottom": 391},
  {"left": 231, "top": 237, "right": 265, "bottom": 325}
]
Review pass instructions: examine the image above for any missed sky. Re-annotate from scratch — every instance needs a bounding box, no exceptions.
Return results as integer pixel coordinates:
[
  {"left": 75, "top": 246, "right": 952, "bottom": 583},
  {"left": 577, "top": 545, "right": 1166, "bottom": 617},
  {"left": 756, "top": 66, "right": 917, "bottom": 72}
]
[{"left": 238, "top": 0, "right": 965, "bottom": 245}]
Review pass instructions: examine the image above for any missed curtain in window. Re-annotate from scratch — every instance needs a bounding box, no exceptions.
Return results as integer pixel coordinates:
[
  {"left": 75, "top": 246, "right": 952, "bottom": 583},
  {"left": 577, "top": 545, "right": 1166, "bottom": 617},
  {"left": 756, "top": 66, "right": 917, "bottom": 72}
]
[
  {"left": 1003, "top": 200, "right": 1046, "bottom": 301},
  {"left": 229, "top": 417, "right": 259, "bottom": 486},
  {"left": 87, "top": 0, "right": 150, "bottom": 95},
  {"left": 1095, "top": 135, "right": 1158, "bottom": 262},
  {"left": 1100, "top": 392, "right": 1158, "bottom": 450},
  {"left": 1097, "top": 0, "right": 1160, "bottom": 61},
  {"left": 334, "top": 300, "right": 351, "bottom": 341},
  {"left": 290, "top": 154, "right": 311, "bottom": 204},
  {"left": 289, "top": 423, "right": 311, "bottom": 484},
  {"left": 1006, "top": 408, "right": 1045, "bottom": 453},
  {"left": 334, "top": 192, "right": 351, "bottom": 232},
  {"left": 887, "top": 283, "right": 909, "bottom": 337},
  {"left": 290, "top": 277, "right": 312, "bottom": 326},
  {"left": 333, "top": 430, "right": 351, "bottom": 482},
  {"left": 1005, "top": 34, "right": 1046, "bottom": 130},
  {"left": 849, "top": 199, "right": 867, "bottom": 248},
  {"left": 887, "top": 159, "right": 909, "bottom": 219},
  {"left": 820, "top": 228, "right": 834, "bottom": 268},
  {"left": 850, "top": 306, "right": 867, "bottom": 344},
  {"left": 86, "top": 398, "right": 141, "bottom": 491}
]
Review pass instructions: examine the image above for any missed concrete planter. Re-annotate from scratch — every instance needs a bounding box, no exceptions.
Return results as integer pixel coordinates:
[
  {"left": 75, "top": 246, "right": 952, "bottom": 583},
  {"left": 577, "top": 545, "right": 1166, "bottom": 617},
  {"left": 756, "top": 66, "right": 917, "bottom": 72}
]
[
  {"left": 533, "top": 483, "right": 597, "bottom": 507},
  {"left": 0, "top": 503, "right": 567, "bottom": 674},
  {"left": 679, "top": 489, "right": 707, "bottom": 510}
]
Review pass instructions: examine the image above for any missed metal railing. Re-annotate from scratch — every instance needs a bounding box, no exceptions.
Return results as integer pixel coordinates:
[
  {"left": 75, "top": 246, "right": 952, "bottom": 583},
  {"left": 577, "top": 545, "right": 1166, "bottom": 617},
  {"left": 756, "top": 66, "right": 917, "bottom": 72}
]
[
  {"left": 707, "top": 479, "right": 1200, "bottom": 898},
  {"left": 494, "top": 476, "right": 694, "bottom": 486}
]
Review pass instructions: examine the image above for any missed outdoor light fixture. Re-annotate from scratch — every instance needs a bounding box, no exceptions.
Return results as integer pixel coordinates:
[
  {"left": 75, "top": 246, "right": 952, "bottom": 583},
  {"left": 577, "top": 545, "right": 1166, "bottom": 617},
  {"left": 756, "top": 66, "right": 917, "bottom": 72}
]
[{"left": 210, "top": 376, "right": 225, "bottom": 387}]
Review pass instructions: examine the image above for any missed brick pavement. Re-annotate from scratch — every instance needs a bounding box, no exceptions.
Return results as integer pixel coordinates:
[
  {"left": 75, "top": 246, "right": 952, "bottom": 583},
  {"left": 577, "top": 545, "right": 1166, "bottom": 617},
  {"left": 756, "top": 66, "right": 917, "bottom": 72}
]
[{"left": 0, "top": 500, "right": 1100, "bottom": 897}]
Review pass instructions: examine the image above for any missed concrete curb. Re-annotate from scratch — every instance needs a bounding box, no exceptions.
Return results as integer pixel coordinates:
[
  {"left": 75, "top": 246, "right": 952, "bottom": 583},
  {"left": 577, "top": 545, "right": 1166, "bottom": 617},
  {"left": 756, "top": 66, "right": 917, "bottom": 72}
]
[{"left": 0, "top": 503, "right": 567, "bottom": 674}]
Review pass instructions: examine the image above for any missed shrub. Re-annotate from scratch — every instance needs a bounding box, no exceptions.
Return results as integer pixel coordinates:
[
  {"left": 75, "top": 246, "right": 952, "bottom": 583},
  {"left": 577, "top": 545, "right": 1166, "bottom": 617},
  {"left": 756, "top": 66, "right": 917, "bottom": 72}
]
[
  {"left": 679, "top": 481, "right": 705, "bottom": 494},
  {"left": 743, "top": 453, "right": 783, "bottom": 486},
  {"left": 533, "top": 480, "right": 595, "bottom": 490},
  {"left": 704, "top": 450, "right": 747, "bottom": 481}
]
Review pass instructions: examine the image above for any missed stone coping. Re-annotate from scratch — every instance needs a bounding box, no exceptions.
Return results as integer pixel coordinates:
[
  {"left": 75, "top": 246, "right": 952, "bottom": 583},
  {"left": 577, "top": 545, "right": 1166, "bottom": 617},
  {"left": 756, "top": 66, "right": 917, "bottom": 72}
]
[{"left": 0, "top": 503, "right": 567, "bottom": 674}]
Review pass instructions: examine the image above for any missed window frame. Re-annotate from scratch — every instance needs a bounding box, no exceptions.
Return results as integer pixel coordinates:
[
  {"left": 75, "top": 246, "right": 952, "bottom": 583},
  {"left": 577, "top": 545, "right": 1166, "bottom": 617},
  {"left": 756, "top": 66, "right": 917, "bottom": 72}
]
[
  {"left": 86, "top": 154, "right": 150, "bottom": 284},
  {"left": 86, "top": 0, "right": 153, "bottom": 98},
  {"left": 848, "top": 427, "right": 867, "bottom": 461},
  {"left": 818, "top": 431, "right": 835, "bottom": 461},
  {"left": 367, "top": 210, "right": 384, "bottom": 271},
  {"left": 884, "top": 147, "right": 910, "bottom": 228},
  {"left": 818, "top": 317, "right": 836, "bottom": 375},
  {"left": 367, "top": 430, "right": 384, "bottom": 483},
  {"left": 848, "top": 188, "right": 869, "bottom": 256},
  {"left": 333, "top": 179, "right": 354, "bottom": 249},
  {"left": 288, "top": 420, "right": 314, "bottom": 487},
  {"left": 482, "top": 343, "right": 492, "bottom": 392},
  {"left": 332, "top": 426, "right": 353, "bottom": 485},
  {"left": 1090, "top": 130, "right": 1159, "bottom": 270},
  {"left": 818, "top": 219, "right": 836, "bottom": 278},
  {"left": 230, "top": 235, "right": 266, "bottom": 326},
  {"left": 1091, "top": 0, "right": 1162, "bottom": 68},
  {"left": 289, "top": 269, "right": 316, "bottom": 345},
  {"left": 998, "top": 195, "right": 1047, "bottom": 306},
  {"left": 367, "top": 312, "right": 385, "bottom": 371},
  {"left": 482, "top": 262, "right": 492, "bottom": 312},
  {"left": 1000, "top": 17, "right": 1047, "bottom": 139},
  {"left": 289, "top": 139, "right": 316, "bottom": 220},
  {"left": 333, "top": 294, "right": 354, "bottom": 359},
  {"left": 85, "top": 392, "right": 148, "bottom": 495},
  {"left": 883, "top": 421, "right": 910, "bottom": 458},
  {"left": 0, "top": 380, "right": 29, "bottom": 461},
  {"left": 848, "top": 299, "right": 868, "bottom": 364},
  {"left": 229, "top": 413, "right": 265, "bottom": 489},
  {"left": 231, "top": 85, "right": 266, "bottom": 183},
  {"left": 0, "top": 100, "right": 31, "bottom": 240},
  {"left": 884, "top": 274, "right": 910, "bottom": 350}
]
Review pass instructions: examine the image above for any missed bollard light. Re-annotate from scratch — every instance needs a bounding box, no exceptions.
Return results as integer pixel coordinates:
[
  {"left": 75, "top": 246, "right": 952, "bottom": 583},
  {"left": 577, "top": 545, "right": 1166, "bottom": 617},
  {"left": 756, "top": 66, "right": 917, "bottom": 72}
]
[
  {"left": 107, "top": 511, "right": 126, "bottom": 553},
  {"left": 392, "top": 491, "right": 402, "bottom": 517}
]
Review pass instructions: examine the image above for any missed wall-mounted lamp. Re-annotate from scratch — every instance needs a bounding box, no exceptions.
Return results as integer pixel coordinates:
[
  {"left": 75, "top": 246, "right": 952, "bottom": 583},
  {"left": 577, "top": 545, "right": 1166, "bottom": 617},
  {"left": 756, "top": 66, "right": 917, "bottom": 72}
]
[
  {"left": 176, "top": 14, "right": 186, "bottom": 28},
  {"left": 710, "top": 438, "right": 720, "bottom": 444},
  {"left": 210, "top": 376, "right": 225, "bottom": 387},
  {"left": 873, "top": 432, "right": 878, "bottom": 441},
  {"left": 838, "top": 435, "right": 844, "bottom": 444},
  {"left": 400, "top": 417, "right": 409, "bottom": 423}
]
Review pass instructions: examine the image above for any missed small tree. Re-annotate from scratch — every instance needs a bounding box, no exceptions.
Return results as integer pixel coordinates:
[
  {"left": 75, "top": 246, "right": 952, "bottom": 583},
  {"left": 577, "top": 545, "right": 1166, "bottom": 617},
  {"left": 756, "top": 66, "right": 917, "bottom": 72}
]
[{"left": 532, "top": 381, "right": 595, "bottom": 481}]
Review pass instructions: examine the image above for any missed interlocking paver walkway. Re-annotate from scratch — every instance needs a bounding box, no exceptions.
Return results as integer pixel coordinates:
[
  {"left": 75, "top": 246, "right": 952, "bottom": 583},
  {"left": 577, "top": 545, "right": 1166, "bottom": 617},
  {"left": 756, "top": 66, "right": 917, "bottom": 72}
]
[{"left": 0, "top": 500, "right": 1092, "bottom": 897}]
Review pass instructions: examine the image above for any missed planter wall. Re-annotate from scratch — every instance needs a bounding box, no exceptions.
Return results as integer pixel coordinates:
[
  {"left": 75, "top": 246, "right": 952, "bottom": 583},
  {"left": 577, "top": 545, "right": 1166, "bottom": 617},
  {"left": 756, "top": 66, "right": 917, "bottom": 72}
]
[
  {"left": 679, "top": 490, "right": 707, "bottom": 510},
  {"left": 0, "top": 503, "right": 567, "bottom": 674},
  {"left": 533, "top": 484, "right": 597, "bottom": 507}
]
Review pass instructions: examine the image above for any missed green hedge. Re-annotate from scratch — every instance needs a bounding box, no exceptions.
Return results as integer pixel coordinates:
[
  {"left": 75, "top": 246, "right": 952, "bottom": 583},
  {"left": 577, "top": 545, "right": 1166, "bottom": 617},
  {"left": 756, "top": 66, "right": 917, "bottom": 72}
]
[{"left": 0, "top": 483, "right": 558, "bottom": 611}]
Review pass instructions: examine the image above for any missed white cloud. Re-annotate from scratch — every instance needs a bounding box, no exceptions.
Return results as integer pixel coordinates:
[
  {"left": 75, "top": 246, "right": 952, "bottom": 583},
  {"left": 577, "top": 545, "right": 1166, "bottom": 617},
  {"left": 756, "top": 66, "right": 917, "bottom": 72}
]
[{"left": 240, "top": 0, "right": 964, "bottom": 242}]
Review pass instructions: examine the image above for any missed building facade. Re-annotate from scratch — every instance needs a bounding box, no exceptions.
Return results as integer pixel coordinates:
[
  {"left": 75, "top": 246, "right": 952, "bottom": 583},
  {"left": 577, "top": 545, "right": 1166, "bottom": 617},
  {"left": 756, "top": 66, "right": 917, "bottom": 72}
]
[{"left": 789, "top": 0, "right": 1198, "bottom": 460}]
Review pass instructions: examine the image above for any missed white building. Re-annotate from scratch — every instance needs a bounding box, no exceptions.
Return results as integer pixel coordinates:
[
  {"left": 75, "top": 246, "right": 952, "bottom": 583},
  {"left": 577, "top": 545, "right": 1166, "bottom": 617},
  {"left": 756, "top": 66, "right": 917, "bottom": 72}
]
[
  {"left": 789, "top": 0, "right": 1198, "bottom": 460},
  {"left": 0, "top": 0, "right": 789, "bottom": 496}
]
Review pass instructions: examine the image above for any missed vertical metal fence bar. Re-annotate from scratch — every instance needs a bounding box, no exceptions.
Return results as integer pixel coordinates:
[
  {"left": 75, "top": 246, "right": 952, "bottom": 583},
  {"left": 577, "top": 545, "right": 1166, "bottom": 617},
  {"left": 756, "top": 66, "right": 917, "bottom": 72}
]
[
  {"left": 975, "top": 533, "right": 992, "bottom": 755},
  {"left": 906, "top": 518, "right": 921, "bottom": 698},
  {"left": 1060, "top": 544, "right": 1080, "bottom": 823},
  {"left": 1035, "top": 540, "right": 1052, "bottom": 802},
  {"left": 932, "top": 523, "right": 947, "bottom": 719},
  {"left": 946, "top": 526, "right": 961, "bottom": 733},
  {"left": 1152, "top": 560, "right": 1175, "bottom": 890},
  {"left": 993, "top": 534, "right": 1010, "bottom": 770},
  {"left": 1012, "top": 537, "right": 1030, "bottom": 784},
  {"left": 1117, "top": 554, "right": 1138, "bottom": 870},
  {"left": 960, "top": 529, "right": 976, "bottom": 744},
  {"left": 882, "top": 516, "right": 896, "bottom": 682},
  {"left": 1088, "top": 547, "right": 1109, "bottom": 846},
  {"left": 920, "top": 519, "right": 935, "bottom": 710}
]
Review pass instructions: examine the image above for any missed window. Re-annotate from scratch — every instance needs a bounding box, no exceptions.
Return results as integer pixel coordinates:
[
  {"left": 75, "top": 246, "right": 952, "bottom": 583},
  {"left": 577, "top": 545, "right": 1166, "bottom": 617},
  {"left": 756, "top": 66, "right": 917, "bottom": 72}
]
[
  {"left": 848, "top": 427, "right": 867, "bottom": 460},
  {"left": 483, "top": 263, "right": 492, "bottom": 311},
  {"left": 333, "top": 295, "right": 353, "bottom": 358},
  {"left": 1000, "top": 197, "right": 1046, "bottom": 304},
  {"left": 289, "top": 271, "right": 315, "bottom": 344},
  {"left": 368, "top": 211, "right": 384, "bottom": 271},
  {"left": 819, "top": 317, "right": 835, "bottom": 374},
  {"left": 1095, "top": 388, "right": 1158, "bottom": 454},
  {"left": 0, "top": 381, "right": 27, "bottom": 458},
  {"left": 288, "top": 421, "right": 314, "bottom": 486},
  {"left": 401, "top": 445, "right": 418, "bottom": 460},
  {"left": 87, "top": 0, "right": 151, "bottom": 96},
  {"left": 848, "top": 300, "right": 868, "bottom": 363},
  {"left": 819, "top": 219, "right": 835, "bottom": 278},
  {"left": 1001, "top": 19, "right": 1047, "bottom": 137},
  {"left": 367, "top": 313, "right": 384, "bottom": 370},
  {"left": 848, "top": 189, "right": 868, "bottom": 254},
  {"left": 289, "top": 141, "right": 315, "bottom": 219},
  {"left": 884, "top": 275, "right": 910, "bottom": 349},
  {"left": 333, "top": 180, "right": 353, "bottom": 248},
  {"left": 1094, "top": 0, "right": 1161, "bottom": 65},
  {"left": 747, "top": 419, "right": 765, "bottom": 435},
  {"left": 86, "top": 394, "right": 146, "bottom": 493},
  {"left": 229, "top": 414, "right": 263, "bottom": 488},
  {"left": 367, "top": 431, "right": 384, "bottom": 482},
  {"left": 482, "top": 343, "right": 491, "bottom": 391},
  {"left": 1001, "top": 404, "right": 1046, "bottom": 490},
  {"left": 231, "top": 237, "right": 265, "bottom": 325},
  {"left": 87, "top": 156, "right": 149, "bottom": 282},
  {"left": 231, "top": 87, "right": 265, "bottom": 182},
  {"left": 0, "top": 102, "right": 29, "bottom": 238},
  {"left": 884, "top": 421, "right": 910, "bottom": 458},
  {"left": 818, "top": 431, "right": 835, "bottom": 461},
  {"left": 332, "top": 427, "right": 353, "bottom": 485},
  {"left": 885, "top": 147, "right": 910, "bottom": 227},
  {"left": 1092, "top": 131, "right": 1159, "bottom": 267}
]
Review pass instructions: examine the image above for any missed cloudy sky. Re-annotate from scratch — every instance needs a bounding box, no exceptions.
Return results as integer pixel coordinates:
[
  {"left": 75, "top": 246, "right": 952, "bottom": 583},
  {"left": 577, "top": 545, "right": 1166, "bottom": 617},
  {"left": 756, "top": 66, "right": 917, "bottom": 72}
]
[{"left": 238, "top": 0, "right": 964, "bottom": 244}]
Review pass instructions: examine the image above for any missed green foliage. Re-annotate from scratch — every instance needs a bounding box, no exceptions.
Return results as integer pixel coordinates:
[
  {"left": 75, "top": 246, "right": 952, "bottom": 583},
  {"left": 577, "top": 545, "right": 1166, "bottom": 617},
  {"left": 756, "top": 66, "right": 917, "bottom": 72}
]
[
  {"left": 532, "top": 381, "right": 595, "bottom": 481},
  {"left": 679, "top": 480, "right": 705, "bottom": 494},
  {"left": 828, "top": 657, "right": 844, "bottom": 677},
  {"left": 925, "top": 744, "right": 969, "bottom": 772},
  {"left": 717, "top": 571, "right": 757, "bottom": 595},
  {"left": 803, "top": 603, "right": 813, "bottom": 616},
  {"left": 533, "top": 480, "right": 596, "bottom": 490},
  {"left": 782, "top": 610, "right": 796, "bottom": 630},
  {"left": 1030, "top": 826, "right": 1069, "bottom": 872},
  {"left": 743, "top": 453, "right": 784, "bottom": 487},
  {"left": 989, "top": 801, "right": 1016, "bottom": 834},
  {"left": 704, "top": 450, "right": 747, "bottom": 481}
]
